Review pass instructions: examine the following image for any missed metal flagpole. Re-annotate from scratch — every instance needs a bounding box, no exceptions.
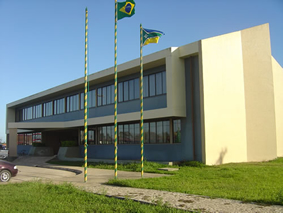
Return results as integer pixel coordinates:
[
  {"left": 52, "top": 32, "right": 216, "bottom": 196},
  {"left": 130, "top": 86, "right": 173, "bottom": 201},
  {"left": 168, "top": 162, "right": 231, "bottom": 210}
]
[
  {"left": 84, "top": 7, "right": 88, "bottom": 182},
  {"left": 114, "top": 0, "right": 118, "bottom": 179},
  {"left": 140, "top": 24, "right": 144, "bottom": 177}
]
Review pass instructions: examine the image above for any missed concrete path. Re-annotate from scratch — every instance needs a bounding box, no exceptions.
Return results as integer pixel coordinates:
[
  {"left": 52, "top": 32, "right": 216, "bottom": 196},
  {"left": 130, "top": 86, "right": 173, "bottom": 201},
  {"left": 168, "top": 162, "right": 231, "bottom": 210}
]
[{"left": 7, "top": 156, "right": 283, "bottom": 213}]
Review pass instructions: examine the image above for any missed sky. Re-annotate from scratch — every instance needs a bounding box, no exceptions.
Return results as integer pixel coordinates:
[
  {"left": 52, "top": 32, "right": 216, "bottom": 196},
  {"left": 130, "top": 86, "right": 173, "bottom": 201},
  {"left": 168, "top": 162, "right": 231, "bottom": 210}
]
[{"left": 0, "top": 0, "right": 282, "bottom": 142}]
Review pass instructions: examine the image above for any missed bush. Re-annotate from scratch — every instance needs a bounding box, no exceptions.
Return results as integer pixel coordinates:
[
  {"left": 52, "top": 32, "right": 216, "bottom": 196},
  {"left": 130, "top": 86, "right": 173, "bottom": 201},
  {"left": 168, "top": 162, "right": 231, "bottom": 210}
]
[
  {"left": 32, "top": 142, "right": 46, "bottom": 147},
  {"left": 61, "top": 140, "right": 77, "bottom": 147}
]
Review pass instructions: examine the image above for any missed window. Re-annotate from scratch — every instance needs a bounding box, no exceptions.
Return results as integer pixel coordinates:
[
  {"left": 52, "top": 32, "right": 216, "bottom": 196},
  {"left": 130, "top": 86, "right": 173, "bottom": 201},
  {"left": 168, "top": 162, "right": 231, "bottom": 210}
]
[
  {"left": 106, "top": 126, "right": 114, "bottom": 144},
  {"left": 88, "top": 129, "right": 95, "bottom": 145},
  {"left": 32, "top": 104, "right": 42, "bottom": 119},
  {"left": 134, "top": 78, "right": 140, "bottom": 99},
  {"left": 149, "top": 122, "right": 156, "bottom": 143},
  {"left": 118, "top": 82, "right": 123, "bottom": 102},
  {"left": 18, "top": 132, "right": 41, "bottom": 145},
  {"left": 44, "top": 101, "right": 53, "bottom": 117},
  {"left": 134, "top": 123, "right": 140, "bottom": 143},
  {"left": 173, "top": 119, "right": 181, "bottom": 143},
  {"left": 80, "top": 93, "right": 84, "bottom": 110},
  {"left": 97, "top": 126, "right": 114, "bottom": 145},
  {"left": 89, "top": 89, "right": 96, "bottom": 108},
  {"left": 129, "top": 79, "right": 134, "bottom": 100},
  {"left": 143, "top": 75, "right": 149, "bottom": 98},
  {"left": 163, "top": 120, "right": 170, "bottom": 143},
  {"left": 107, "top": 86, "right": 111, "bottom": 105},
  {"left": 149, "top": 74, "right": 156, "bottom": 96},
  {"left": 102, "top": 87, "right": 107, "bottom": 105},
  {"left": 54, "top": 98, "right": 65, "bottom": 115},
  {"left": 97, "top": 88, "right": 102, "bottom": 106},
  {"left": 156, "top": 72, "right": 162, "bottom": 95},
  {"left": 32, "top": 132, "right": 42, "bottom": 143},
  {"left": 123, "top": 124, "right": 129, "bottom": 143},
  {"left": 124, "top": 81, "right": 129, "bottom": 101},
  {"left": 144, "top": 120, "right": 170, "bottom": 144},
  {"left": 143, "top": 71, "right": 166, "bottom": 98},
  {"left": 111, "top": 85, "right": 115, "bottom": 104},
  {"left": 162, "top": 71, "right": 166, "bottom": 94},
  {"left": 129, "top": 124, "right": 135, "bottom": 143},
  {"left": 156, "top": 121, "right": 163, "bottom": 143},
  {"left": 23, "top": 107, "right": 32, "bottom": 120},
  {"left": 118, "top": 125, "right": 124, "bottom": 144},
  {"left": 67, "top": 94, "right": 79, "bottom": 112},
  {"left": 144, "top": 123, "right": 149, "bottom": 143}
]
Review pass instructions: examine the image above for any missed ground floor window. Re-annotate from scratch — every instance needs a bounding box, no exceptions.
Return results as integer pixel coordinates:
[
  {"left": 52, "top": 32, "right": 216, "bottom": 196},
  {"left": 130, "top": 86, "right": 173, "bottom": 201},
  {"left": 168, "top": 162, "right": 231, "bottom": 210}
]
[
  {"left": 79, "top": 119, "right": 181, "bottom": 145},
  {"left": 18, "top": 132, "right": 42, "bottom": 145},
  {"left": 173, "top": 120, "right": 181, "bottom": 143}
]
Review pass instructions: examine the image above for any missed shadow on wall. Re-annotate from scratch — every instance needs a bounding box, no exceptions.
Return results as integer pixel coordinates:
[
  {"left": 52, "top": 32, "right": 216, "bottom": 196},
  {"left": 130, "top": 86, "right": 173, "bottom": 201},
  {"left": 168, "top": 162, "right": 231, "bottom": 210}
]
[{"left": 215, "top": 147, "right": 227, "bottom": 165}]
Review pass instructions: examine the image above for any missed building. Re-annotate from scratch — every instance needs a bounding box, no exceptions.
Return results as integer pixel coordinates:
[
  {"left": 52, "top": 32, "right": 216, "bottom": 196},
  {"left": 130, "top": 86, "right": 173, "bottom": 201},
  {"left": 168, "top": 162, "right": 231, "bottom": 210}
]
[{"left": 6, "top": 23, "right": 283, "bottom": 165}]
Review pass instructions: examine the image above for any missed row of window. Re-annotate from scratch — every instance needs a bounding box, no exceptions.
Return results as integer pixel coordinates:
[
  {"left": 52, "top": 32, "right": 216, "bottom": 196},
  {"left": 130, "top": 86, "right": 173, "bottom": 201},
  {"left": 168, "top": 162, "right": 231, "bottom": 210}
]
[
  {"left": 18, "top": 132, "right": 42, "bottom": 145},
  {"left": 81, "top": 119, "right": 181, "bottom": 145},
  {"left": 17, "top": 120, "right": 181, "bottom": 146},
  {"left": 19, "top": 71, "right": 166, "bottom": 121}
]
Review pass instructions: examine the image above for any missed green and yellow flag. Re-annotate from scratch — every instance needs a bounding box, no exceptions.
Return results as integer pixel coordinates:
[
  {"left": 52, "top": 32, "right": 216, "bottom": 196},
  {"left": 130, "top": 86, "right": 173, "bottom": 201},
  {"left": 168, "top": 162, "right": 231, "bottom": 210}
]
[
  {"left": 118, "top": 0, "right": 135, "bottom": 20},
  {"left": 142, "top": 28, "right": 165, "bottom": 46}
]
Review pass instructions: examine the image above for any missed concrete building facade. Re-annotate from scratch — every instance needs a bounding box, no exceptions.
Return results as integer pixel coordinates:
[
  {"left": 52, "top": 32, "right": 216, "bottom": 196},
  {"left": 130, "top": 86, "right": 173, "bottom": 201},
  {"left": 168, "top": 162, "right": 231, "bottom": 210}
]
[{"left": 6, "top": 23, "right": 283, "bottom": 165}]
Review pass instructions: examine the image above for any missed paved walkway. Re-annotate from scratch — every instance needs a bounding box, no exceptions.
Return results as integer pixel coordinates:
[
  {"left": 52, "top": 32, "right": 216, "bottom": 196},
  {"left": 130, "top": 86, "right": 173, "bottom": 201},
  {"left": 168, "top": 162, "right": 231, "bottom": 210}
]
[{"left": 8, "top": 156, "right": 283, "bottom": 213}]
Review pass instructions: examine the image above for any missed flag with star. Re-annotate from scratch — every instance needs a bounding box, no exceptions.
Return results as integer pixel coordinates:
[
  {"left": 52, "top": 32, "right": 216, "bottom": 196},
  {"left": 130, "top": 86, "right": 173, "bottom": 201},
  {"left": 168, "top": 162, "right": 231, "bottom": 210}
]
[
  {"left": 142, "top": 28, "right": 165, "bottom": 46},
  {"left": 118, "top": 0, "right": 135, "bottom": 20}
]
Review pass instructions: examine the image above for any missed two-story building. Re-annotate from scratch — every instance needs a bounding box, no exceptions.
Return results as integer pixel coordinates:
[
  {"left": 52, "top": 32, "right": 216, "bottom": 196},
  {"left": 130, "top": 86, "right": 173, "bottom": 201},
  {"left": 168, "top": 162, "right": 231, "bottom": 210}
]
[{"left": 6, "top": 23, "right": 283, "bottom": 165}]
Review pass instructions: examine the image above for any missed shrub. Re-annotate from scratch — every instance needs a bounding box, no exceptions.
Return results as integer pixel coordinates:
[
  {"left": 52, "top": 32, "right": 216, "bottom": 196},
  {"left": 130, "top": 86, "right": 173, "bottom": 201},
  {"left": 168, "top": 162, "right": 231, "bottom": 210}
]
[
  {"left": 61, "top": 140, "right": 77, "bottom": 147},
  {"left": 32, "top": 142, "right": 46, "bottom": 147}
]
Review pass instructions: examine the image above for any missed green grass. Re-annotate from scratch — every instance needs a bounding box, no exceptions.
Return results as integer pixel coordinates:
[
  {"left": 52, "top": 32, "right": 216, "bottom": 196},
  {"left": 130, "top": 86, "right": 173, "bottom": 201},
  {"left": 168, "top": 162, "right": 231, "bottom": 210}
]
[
  {"left": 107, "top": 158, "right": 283, "bottom": 205},
  {"left": 48, "top": 158, "right": 283, "bottom": 205},
  {"left": 48, "top": 159, "right": 177, "bottom": 174},
  {"left": 0, "top": 181, "right": 189, "bottom": 213}
]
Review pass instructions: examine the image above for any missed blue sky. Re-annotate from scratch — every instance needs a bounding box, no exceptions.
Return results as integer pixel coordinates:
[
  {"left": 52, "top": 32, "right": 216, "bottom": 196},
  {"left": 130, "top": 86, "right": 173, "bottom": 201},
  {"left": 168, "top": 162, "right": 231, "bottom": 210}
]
[{"left": 0, "top": 0, "right": 282, "bottom": 142}]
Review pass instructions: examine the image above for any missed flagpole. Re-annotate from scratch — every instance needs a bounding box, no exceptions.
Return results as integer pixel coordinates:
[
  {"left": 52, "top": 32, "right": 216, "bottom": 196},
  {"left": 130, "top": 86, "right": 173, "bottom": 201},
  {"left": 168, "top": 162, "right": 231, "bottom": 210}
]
[
  {"left": 84, "top": 7, "right": 88, "bottom": 182},
  {"left": 140, "top": 24, "right": 144, "bottom": 177},
  {"left": 114, "top": 0, "right": 118, "bottom": 179}
]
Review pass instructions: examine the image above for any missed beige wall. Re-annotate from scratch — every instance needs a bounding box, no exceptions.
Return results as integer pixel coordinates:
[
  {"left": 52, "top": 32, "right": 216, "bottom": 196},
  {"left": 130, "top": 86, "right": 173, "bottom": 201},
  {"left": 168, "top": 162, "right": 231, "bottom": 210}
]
[
  {"left": 241, "top": 24, "right": 277, "bottom": 161},
  {"left": 165, "top": 47, "right": 186, "bottom": 117},
  {"left": 272, "top": 57, "right": 283, "bottom": 157},
  {"left": 8, "top": 128, "right": 17, "bottom": 157},
  {"left": 201, "top": 31, "right": 247, "bottom": 165}
]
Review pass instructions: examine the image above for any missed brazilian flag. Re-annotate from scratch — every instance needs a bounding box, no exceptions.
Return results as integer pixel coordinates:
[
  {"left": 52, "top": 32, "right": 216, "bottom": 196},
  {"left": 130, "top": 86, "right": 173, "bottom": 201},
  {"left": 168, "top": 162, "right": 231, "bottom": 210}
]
[
  {"left": 142, "top": 28, "right": 165, "bottom": 46},
  {"left": 117, "top": 0, "right": 135, "bottom": 20}
]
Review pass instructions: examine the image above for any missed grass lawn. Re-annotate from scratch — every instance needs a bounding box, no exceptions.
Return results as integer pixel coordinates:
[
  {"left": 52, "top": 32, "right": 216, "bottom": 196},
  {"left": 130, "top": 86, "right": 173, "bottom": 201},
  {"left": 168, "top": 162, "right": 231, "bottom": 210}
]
[
  {"left": 108, "top": 158, "right": 283, "bottom": 205},
  {"left": 48, "top": 158, "right": 283, "bottom": 205},
  {"left": 0, "top": 181, "right": 189, "bottom": 213},
  {"left": 48, "top": 160, "right": 177, "bottom": 174}
]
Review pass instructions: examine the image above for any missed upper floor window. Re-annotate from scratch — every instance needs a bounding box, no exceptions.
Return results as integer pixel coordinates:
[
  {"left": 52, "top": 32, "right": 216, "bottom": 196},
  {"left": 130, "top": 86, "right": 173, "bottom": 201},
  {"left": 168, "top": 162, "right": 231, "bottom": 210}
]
[
  {"left": 23, "top": 107, "right": 32, "bottom": 120},
  {"left": 67, "top": 94, "right": 79, "bottom": 112},
  {"left": 54, "top": 98, "right": 65, "bottom": 115},
  {"left": 143, "top": 71, "right": 166, "bottom": 98},
  {"left": 89, "top": 89, "right": 96, "bottom": 108},
  {"left": 43, "top": 101, "right": 53, "bottom": 117},
  {"left": 32, "top": 104, "right": 42, "bottom": 119}
]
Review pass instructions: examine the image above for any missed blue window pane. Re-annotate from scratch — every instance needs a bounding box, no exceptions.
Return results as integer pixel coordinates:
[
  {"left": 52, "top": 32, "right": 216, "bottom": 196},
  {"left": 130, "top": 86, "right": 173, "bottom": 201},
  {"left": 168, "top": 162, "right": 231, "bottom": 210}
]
[
  {"left": 143, "top": 76, "right": 148, "bottom": 98},
  {"left": 149, "top": 74, "right": 155, "bottom": 96},
  {"left": 124, "top": 81, "right": 129, "bottom": 101},
  {"left": 156, "top": 73, "right": 162, "bottom": 95},
  {"left": 134, "top": 78, "right": 139, "bottom": 99},
  {"left": 118, "top": 82, "right": 123, "bottom": 102},
  {"left": 129, "top": 80, "right": 134, "bottom": 100},
  {"left": 162, "top": 71, "right": 166, "bottom": 94}
]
